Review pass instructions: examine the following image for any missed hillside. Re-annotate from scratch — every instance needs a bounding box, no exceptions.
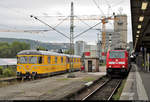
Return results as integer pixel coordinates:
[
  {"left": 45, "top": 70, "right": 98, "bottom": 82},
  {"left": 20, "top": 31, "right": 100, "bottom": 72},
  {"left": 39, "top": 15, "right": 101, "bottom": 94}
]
[{"left": 0, "top": 38, "right": 70, "bottom": 50}]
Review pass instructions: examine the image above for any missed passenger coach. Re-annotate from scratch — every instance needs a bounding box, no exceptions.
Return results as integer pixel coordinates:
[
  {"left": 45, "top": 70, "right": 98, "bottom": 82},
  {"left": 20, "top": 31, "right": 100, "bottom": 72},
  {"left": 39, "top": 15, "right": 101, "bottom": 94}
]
[{"left": 16, "top": 50, "right": 81, "bottom": 79}]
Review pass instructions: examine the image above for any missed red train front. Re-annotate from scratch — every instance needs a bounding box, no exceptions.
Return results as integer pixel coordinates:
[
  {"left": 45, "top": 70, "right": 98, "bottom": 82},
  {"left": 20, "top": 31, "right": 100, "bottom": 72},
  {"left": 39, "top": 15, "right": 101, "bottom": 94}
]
[{"left": 106, "top": 50, "right": 130, "bottom": 76}]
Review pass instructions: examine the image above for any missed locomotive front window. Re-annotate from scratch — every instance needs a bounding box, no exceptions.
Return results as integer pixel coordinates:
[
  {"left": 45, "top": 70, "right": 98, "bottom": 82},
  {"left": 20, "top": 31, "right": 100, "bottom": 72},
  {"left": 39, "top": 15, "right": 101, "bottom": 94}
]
[
  {"left": 109, "top": 51, "right": 125, "bottom": 58},
  {"left": 19, "top": 56, "right": 28, "bottom": 64},
  {"left": 29, "top": 56, "right": 37, "bottom": 64}
]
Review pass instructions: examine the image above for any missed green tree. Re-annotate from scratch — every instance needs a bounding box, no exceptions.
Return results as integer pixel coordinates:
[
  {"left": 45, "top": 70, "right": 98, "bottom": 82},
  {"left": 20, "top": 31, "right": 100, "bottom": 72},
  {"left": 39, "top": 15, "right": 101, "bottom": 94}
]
[
  {"left": 36, "top": 46, "right": 47, "bottom": 51},
  {"left": 3, "top": 68, "right": 14, "bottom": 77},
  {"left": 64, "top": 49, "right": 74, "bottom": 54},
  {"left": 0, "top": 41, "right": 30, "bottom": 58},
  {"left": 11, "top": 41, "right": 30, "bottom": 57}
]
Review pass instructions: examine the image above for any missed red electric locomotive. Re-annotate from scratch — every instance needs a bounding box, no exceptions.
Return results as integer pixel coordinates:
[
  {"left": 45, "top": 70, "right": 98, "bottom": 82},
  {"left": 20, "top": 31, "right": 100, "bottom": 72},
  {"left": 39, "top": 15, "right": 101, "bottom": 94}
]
[{"left": 106, "top": 50, "right": 130, "bottom": 76}]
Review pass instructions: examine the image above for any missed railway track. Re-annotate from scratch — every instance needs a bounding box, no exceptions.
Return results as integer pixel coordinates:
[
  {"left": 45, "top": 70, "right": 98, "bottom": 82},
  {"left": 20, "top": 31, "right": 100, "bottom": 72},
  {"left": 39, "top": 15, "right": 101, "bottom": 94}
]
[
  {"left": 62, "top": 77, "right": 122, "bottom": 100},
  {"left": 83, "top": 78, "right": 122, "bottom": 100}
]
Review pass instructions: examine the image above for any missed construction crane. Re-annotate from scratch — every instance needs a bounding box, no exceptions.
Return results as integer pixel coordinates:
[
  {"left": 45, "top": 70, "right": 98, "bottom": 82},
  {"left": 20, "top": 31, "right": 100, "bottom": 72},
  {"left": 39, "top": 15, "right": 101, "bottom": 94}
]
[
  {"left": 101, "top": 16, "right": 118, "bottom": 51},
  {"left": 58, "top": 15, "right": 118, "bottom": 52}
]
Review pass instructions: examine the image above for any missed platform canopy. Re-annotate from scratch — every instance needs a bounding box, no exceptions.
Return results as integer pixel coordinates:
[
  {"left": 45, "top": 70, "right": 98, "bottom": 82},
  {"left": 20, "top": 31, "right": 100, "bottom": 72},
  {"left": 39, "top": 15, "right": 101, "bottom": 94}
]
[{"left": 131, "top": 0, "right": 150, "bottom": 52}]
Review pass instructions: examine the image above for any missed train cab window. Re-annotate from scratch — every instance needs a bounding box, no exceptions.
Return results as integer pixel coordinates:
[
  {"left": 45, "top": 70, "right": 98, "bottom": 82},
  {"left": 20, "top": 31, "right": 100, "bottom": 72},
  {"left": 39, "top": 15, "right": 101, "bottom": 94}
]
[
  {"left": 61, "top": 57, "right": 63, "bottom": 63},
  {"left": 38, "top": 56, "right": 43, "bottom": 64},
  {"left": 19, "top": 56, "right": 28, "bottom": 64},
  {"left": 55, "top": 56, "right": 57, "bottom": 63},
  {"left": 48, "top": 56, "right": 51, "bottom": 64},
  {"left": 29, "top": 56, "right": 37, "bottom": 64},
  {"left": 109, "top": 51, "right": 125, "bottom": 58}
]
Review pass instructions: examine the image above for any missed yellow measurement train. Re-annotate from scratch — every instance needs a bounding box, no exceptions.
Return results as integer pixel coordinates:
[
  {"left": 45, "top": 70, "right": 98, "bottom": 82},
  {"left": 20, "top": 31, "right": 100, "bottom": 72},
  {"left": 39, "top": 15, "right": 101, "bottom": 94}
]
[{"left": 16, "top": 50, "right": 81, "bottom": 79}]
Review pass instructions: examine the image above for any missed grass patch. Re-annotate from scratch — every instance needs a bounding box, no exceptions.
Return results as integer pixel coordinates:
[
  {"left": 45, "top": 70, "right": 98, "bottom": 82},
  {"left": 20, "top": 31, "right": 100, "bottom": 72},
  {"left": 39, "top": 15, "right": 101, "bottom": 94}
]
[
  {"left": 82, "top": 77, "right": 96, "bottom": 82},
  {"left": 56, "top": 78, "right": 70, "bottom": 81},
  {"left": 0, "top": 66, "right": 16, "bottom": 78},
  {"left": 112, "top": 78, "right": 127, "bottom": 100}
]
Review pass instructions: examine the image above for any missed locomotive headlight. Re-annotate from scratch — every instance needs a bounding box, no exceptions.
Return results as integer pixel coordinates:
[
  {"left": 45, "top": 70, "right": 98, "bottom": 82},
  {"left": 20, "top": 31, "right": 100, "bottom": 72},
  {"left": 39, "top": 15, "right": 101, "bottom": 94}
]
[
  {"left": 122, "top": 65, "right": 125, "bottom": 68},
  {"left": 109, "top": 65, "right": 111, "bottom": 68}
]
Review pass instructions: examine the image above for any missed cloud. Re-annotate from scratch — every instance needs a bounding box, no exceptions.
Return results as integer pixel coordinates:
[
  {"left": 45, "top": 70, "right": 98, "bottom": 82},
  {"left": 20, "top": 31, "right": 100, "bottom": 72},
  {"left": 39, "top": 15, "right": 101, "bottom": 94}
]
[{"left": 0, "top": 0, "right": 132, "bottom": 44}]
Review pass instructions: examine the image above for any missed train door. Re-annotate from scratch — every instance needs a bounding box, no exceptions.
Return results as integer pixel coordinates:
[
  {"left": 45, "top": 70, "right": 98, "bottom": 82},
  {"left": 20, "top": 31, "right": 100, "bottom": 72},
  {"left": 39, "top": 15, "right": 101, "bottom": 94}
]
[{"left": 88, "top": 60, "right": 92, "bottom": 72}]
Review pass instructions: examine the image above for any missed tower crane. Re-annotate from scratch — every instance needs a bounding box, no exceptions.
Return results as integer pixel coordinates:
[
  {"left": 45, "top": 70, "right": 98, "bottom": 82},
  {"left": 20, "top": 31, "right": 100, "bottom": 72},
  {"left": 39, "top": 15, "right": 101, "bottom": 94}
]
[{"left": 58, "top": 15, "right": 118, "bottom": 52}]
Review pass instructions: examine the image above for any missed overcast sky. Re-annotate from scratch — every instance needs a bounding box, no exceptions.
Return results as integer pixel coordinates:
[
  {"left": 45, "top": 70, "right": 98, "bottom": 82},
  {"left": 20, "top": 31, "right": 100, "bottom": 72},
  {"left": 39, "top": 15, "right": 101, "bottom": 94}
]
[{"left": 0, "top": 0, "right": 132, "bottom": 44}]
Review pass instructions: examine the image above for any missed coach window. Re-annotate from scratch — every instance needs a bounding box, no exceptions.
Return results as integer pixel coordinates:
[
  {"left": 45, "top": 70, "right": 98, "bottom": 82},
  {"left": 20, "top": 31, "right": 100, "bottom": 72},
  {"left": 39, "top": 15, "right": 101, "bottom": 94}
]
[
  {"left": 29, "top": 56, "right": 37, "bottom": 64},
  {"left": 70, "top": 58, "right": 72, "bottom": 62},
  {"left": 38, "top": 56, "right": 42, "bottom": 64},
  {"left": 61, "top": 57, "right": 63, "bottom": 63},
  {"left": 19, "top": 56, "right": 28, "bottom": 64},
  {"left": 55, "top": 56, "right": 57, "bottom": 63},
  {"left": 48, "top": 56, "right": 51, "bottom": 64},
  {"left": 66, "top": 57, "right": 69, "bottom": 63},
  {"left": 72, "top": 58, "right": 74, "bottom": 62}
]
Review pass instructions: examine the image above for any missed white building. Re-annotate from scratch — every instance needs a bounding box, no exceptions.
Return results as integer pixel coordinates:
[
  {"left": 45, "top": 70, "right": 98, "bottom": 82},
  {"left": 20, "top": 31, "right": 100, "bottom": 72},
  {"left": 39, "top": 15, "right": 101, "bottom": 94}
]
[
  {"left": 74, "top": 41, "right": 86, "bottom": 56},
  {"left": 85, "top": 45, "right": 97, "bottom": 57}
]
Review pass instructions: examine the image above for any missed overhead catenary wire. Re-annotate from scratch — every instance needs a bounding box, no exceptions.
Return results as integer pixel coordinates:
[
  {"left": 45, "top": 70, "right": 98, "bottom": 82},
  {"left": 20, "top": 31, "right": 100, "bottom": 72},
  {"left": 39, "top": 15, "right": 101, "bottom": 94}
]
[
  {"left": 30, "top": 15, "right": 70, "bottom": 39},
  {"left": 104, "top": 0, "right": 114, "bottom": 17},
  {"left": 53, "top": 16, "right": 70, "bottom": 29},
  {"left": 74, "top": 21, "right": 102, "bottom": 39},
  {"left": 92, "top": 0, "right": 105, "bottom": 16},
  {"left": 74, "top": 15, "right": 92, "bottom": 28}
]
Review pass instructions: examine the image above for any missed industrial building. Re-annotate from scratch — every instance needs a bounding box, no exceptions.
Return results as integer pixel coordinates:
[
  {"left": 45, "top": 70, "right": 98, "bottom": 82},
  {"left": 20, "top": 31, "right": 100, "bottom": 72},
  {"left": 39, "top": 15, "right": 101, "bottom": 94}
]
[{"left": 114, "top": 15, "right": 127, "bottom": 49}]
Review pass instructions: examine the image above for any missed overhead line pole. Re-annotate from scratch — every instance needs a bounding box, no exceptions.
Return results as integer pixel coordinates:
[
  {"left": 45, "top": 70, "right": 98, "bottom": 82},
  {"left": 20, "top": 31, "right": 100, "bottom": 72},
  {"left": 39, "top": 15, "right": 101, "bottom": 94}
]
[{"left": 69, "top": 1, "right": 74, "bottom": 72}]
